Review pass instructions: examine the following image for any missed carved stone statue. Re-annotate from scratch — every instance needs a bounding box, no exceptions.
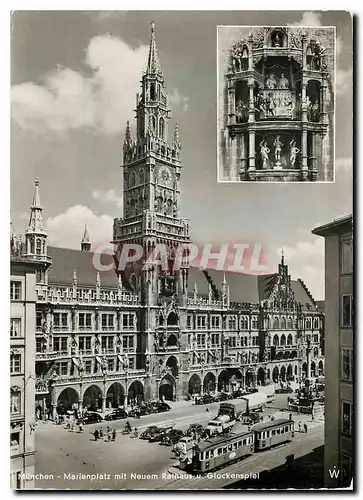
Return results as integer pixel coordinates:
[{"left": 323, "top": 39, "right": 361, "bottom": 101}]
[
  {"left": 259, "top": 140, "right": 270, "bottom": 169},
  {"left": 266, "top": 73, "right": 277, "bottom": 90},
  {"left": 266, "top": 93, "right": 275, "bottom": 117},
  {"left": 278, "top": 73, "right": 289, "bottom": 90},
  {"left": 289, "top": 139, "right": 300, "bottom": 167},
  {"left": 273, "top": 135, "right": 283, "bottom": 164},
  {"left": 272, "top": 33, "right": 282, "bottom": 47}
]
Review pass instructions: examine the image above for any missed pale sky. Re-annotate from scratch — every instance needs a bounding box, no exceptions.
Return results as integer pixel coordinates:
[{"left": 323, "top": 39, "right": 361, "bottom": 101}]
[{"left": 10, "top": 10, "right": 353, "bottom": 300}]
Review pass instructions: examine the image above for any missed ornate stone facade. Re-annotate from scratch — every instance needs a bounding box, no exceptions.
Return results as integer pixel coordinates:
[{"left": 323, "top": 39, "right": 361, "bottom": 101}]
[{"left": 14, "top": 24, "right": 324, "bottom": 419}]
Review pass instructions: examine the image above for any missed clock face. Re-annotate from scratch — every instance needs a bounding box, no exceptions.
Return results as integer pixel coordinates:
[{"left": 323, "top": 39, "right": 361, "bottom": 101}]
[{"left": 158, "top": 166, "right": 172, "bottom": 186}]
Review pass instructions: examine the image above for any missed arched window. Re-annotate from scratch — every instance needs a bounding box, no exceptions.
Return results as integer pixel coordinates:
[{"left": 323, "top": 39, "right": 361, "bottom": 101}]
[
  {"left": 167, "top": 312, "right": 178, "bottom": 326},
  {"left": 139, "top": 168, "right": 145, "bottom": 185},
  {"left": 280, "top": 334, "right": 286, "bottom": 346},
  {"left": 273, "top": 334, "right": 279, "bottom": 346},
  {"left": 30, "top": 237, "right": 35, "bottom": 254},
  {"left": 273, "top": 316, "right": 279, "bottom": 329},
  {"left": 36, "top": 239, "right": 42, "bottom": 256},
  {"left": 313, "top": 317, "right": 320, "bottom": 329},
  {"left": 287, "top": 317, "right": 293, "bottom": 329},
  {"left": 130, "top": 172, "right": 136, "bottom": 188},
  {"left": 241, "top": 316, "right": 249, "bottom": 330},
  {"left": 287, "top": 334, "right": 293, "bottom": 346},
  {"left": 159, "top": 118, "right": 165, "bottom": 140},
  {"left": 306, "top": 317, "right": 312, "bottom": 330},
  {"left": 251, "top": 316, "right": 258, "bottom": 330},
  {"left": 280, "top": 317, "right": 286, "bottom": 330},
  {"left": 150, "top": 83, "right": 155, "bottom": 101}
]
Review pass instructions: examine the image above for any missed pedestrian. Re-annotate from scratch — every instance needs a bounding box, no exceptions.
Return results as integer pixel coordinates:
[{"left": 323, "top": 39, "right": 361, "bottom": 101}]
[
  {"left": 79, "top": 420, "right": 84, "bottom": 433},
  {"left": 107, "top": 429, "right": 112, "bottom": 442},
  {"left": 99, "top": 427, "right": 103, "bottom": 439},
  {"left": 206, "top": 408, "right": 209, "bottom": 412},
  {"left": 94, "top": 429, "right": 99, "bottom": 441},
  {"left": 289, "top": 413, "right": 292, "bottom": 421},
  {"left": 298, "top": 421, "right": 302, "bottom": 432},
  {"left": 106, "top": 424, "right": 111, "bottom": 434},
  {"left": 304, "top": 423, "right": 308, "bottom": 433},
  {"left": 112, "top": 429, "right": 116, "bottom": 441}
]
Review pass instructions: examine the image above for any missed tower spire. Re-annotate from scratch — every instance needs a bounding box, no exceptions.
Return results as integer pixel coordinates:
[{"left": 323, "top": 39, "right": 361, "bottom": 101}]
[
  {"left": 81, "top": 224, "right": 91, "bottom": 252},
  {"left": 281, "top": 248, "right": 284, "bottom": 266},
  {"left": 147, "top": 21, "right": 162, "bottom": 76}
]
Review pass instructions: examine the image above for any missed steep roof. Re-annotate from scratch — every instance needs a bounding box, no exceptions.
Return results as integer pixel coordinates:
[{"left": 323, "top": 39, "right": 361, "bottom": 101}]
[
  {"left": 47, "top": 246, "right": 118, "bottom": 288},
  {"left": 46, "top": 246, "right": 318, "bottom": 306}
]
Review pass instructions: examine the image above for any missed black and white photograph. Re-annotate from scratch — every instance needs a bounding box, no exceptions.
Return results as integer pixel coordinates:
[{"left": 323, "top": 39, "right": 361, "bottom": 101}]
[
  {"left": 9, "top": 10, "right": 353, "bottom": 491},
  {"left": 218, "top": 25, "right": 336, "bottom": 182}
]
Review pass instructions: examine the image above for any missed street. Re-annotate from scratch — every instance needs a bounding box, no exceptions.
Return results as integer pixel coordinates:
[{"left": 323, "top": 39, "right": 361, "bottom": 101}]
[{"left": 33, "top": 395, "right": 324, "bottom": 490}]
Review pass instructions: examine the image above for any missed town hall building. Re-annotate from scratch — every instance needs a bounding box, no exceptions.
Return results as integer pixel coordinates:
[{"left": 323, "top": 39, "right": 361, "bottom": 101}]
[{"left": 11, "top": 24, "right": 325, "bottom": 419}]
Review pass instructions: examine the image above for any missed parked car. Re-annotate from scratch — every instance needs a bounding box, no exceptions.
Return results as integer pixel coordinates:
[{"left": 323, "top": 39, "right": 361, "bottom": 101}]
[
  {"left": 83, "top": 412, "right": 103, "bottom": 424},
  {"left": 218, "top": 392, "right": 233, "bottom": 401},
  {"left": 149, "top": 426, "right": 174, "bottom": 443},
  {"left": 156, "top": 402, "right": 171, "bottom": 413},
  {"left": 140, "top": 426, "right": 160, "bottom": 440},
  {"left": 232, "top": 390, "right": 247, "bottom": 398},
  {"left": 195, "top": 394, "right": 215, "bottom": 405},
  {"left": 242, "top": 413, "right": 261, "bottom": 425},
  {"left": 185, "top": 424, "right": 204, "bottom": 437},
  {"left": 160, "top": 429, "right": 184, "bottom": 446},
  {"left": 104, "top": 408, "right": 128, "bottom": 421}
]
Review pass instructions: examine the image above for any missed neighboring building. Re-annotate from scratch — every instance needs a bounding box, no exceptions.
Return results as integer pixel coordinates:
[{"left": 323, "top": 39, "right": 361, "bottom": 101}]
[
  {"left": 219, "top": 25, "right": 335, "bottom": 182},
  {"left": 14, "top": 24, "right": 323, "bottom": 423},
  {"left": 10, "top": 180, "right": 52, "bottom": 489},
  {"left": 312, "top": 215, "right": 353, "bottom": 488}
]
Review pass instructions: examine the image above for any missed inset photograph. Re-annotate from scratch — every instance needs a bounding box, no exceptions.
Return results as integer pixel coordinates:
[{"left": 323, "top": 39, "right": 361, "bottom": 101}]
[{"left": 218, "top": 26, "right": 335, "bottom": 182}]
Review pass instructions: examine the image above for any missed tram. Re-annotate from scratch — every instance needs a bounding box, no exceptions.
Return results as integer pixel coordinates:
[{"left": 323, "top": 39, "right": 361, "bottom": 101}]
[
  {"left": 252, "top": 418, "right": 294, "bottom": 451},
  {"left": 189, "top": 418, "right": 294, "bottom": 474},
  {"left": 191, "top": 430, "right": 254, "bottom": 474}
]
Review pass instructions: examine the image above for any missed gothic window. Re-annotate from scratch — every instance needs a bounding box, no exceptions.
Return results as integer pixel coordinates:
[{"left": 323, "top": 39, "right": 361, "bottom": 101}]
[
  {"left": 280, "top": 317, "right": 286, "bottom": 330},
  {"left": 313, "top": 317, "right": 320, "bottom": 329},
  {"left": 280, "top": 334, "right": 286, "bottom": 346},
  {"left": 159, "top": 118, "right": 165, "bottom": 139},
  {"left": 273, "top": 334, "right": 279, "bottom": 346},
  {"left": 287, "top": 333, "right": 293, "bottom": 346},
  {"left": 287, "top": 316, "right": 293, "bottom": 329},
  {"left": 130, "top": 172, "right": 136, "bottom": 188},
  {"left": 167, "top": 312, "right": 178, "bottom": 326},
  {"left": 30, "top": 237, "right": 35, "bottom": 254},
  {"left": 150, "top": 83, "right": 156, "bottom": 101},
  {"left": 36, "top": 238, "right": 42, "bottom": 255},
  {"left": 305, "top": 317, "right": 312, "bottom": 330},
  {"left": 273, "top": 316, "right": 279, "bottom": 329},
  {"left": 167, "top": 199, "right": 173, "bottom": 216},
  {"left": 139, "top": 168, "right": 145, "bottom": 185}
]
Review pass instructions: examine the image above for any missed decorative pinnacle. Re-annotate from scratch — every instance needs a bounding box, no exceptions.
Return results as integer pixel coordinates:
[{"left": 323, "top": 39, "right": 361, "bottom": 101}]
[
  {"left": 123, "top": 121, "right": 132, "bottom": 150},
  {"left": 82, "top": 224, "right": 90, "bottom": 244},
  {"left": 147, "top": 21, "right": 162, "bottom": 75},
  {"left": 31, "top": 177, "right": 42, "bottom": 208},
  {"left": 281, "top": 249, "right": 285, "bottom": 266},
  {"left": 173, "top": 122, "right": 181, "bottom": 148}
]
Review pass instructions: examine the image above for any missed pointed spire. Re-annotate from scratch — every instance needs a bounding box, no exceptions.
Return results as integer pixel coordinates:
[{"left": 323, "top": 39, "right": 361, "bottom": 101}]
[
  {"left": 123, "top": 121, "right": 132, "bottom": 150},
  {"left": 147, "top": 21, "right": 162, "bottom": 76},
  {"left": 173, "top": 122, "right": 181, "bottom": 149},
  {"left": 27, "top": 178, "right": 46, "bottom": 235},
  {"left": 281, "top": 248, "right": 285, "bottom": 266},
  {"left": 81, "top": 224, "right": 91, "bottom": 251},
  {"left": 31, "top": 177, "right": 42, "bottom": 209}
]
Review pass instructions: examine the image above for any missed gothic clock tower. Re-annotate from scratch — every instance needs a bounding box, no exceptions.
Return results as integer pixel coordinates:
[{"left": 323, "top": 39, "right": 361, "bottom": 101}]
[{"left": 113, "top": 23, "right": 190, "bottom": 397}]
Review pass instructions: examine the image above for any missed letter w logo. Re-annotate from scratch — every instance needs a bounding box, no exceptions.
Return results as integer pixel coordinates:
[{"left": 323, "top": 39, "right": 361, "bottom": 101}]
[{"left": 329, "top": 468, "right": 340, "bottom": 479}]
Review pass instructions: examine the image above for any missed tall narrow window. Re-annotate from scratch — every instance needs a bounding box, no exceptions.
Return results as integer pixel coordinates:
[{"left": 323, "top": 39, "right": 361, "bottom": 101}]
[{"left": 159, "top": 117, "right": 165, "bottom": 139}]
